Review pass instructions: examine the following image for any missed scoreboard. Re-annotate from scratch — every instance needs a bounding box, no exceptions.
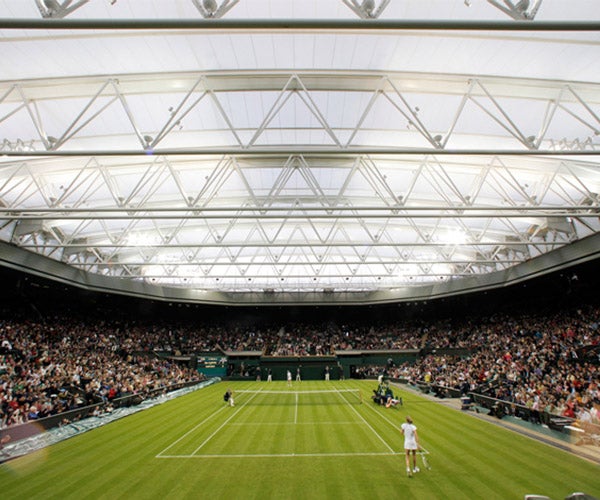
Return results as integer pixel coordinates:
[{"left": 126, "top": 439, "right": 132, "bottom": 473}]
[
  {"left": 197, "top": 355, "right": 227, "bottom": 368},
  {"left": 196, "top": 354, "right": 227, "bottom": 376}
]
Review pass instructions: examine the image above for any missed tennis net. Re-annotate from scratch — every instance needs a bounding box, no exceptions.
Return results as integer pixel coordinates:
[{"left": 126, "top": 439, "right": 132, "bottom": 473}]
[{"left": 232, "top": 389, "right": 363, "bottom": 406}]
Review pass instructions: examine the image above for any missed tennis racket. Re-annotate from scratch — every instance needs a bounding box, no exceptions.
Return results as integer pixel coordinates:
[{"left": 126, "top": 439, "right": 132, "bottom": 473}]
[{"left": 419, "top": 450, "right": 432, "bottom": 470}]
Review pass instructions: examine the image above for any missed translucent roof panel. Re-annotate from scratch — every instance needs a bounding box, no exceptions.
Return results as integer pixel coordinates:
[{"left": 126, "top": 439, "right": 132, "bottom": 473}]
[{"left": 0, "top": 1, "right": 599, "bottom": 305}]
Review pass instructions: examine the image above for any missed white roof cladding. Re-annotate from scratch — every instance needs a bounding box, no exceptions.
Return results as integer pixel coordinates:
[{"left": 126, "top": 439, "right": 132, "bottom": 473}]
[{"left": 0, "top": 0, "right": 599, "bottom": 305}]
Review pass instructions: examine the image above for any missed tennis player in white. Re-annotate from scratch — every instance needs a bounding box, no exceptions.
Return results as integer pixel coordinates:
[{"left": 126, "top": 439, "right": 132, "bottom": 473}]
[{"left": 401, "top": 416, "right": 420, "bottom": 477}]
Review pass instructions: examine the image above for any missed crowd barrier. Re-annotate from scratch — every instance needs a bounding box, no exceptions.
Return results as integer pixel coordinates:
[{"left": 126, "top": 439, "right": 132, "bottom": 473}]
[
  {"left": 467, "top": 392, "right": 600, "bottom": 443},
  {"left": 0, "top": 379, "right": 204, "bottom": 444},
  {"left": 0, "top": 379, "right": 219, "bottom": 463},
  {"left": 393, "top": 378, "right": 600, "bottom": 445},
  {"left": 467, "top": 393, "right": 571, "bottom": 428}
]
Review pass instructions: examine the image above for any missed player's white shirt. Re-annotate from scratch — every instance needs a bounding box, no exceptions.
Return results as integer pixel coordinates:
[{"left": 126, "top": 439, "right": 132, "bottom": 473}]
[{"left": 401, "top": 422, "right": 418, "bottom": 450}]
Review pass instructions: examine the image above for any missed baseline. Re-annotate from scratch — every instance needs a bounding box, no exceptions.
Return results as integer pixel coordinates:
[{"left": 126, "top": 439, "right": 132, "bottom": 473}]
[
  {"left": 227, "top": 421, "right": 359, "bottom": 426},
  {"left": 157, "top": 451, "right": 402, "bottom": 459}
]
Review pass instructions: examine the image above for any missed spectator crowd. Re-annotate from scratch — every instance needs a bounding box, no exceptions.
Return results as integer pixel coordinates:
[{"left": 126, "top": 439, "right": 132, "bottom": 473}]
[
  {"left": 0, "top": 318, "right": 203, "bottom": 429},
  {"left": 1, "top": 300, "right": 599, "bottom": 430},
  {"left": 391, "top": 305, "right": 600, "bottom": 427}
]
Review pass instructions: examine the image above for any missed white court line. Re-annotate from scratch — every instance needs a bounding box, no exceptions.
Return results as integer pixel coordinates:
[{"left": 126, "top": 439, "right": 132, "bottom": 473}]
[
  {"left": 362, "top": 398, "right": 398, "bottom": 430},
  {"left": 227, "top": 421, "right": 359, "bottom": 426},
  {"left": 156, "top": 404, "right": 229, "bottom": 458},
  {"left": 362, "top": 389, "right": 431, "bottom": 455},
  {"left": 294, "top": 392, "right": 299, "bottom": 424},
  {"left": 235, "top": 389, "right": 360, "bottom": 394},
  {"left": 158, "top": 384, "right": 416, "bottom": 460},
  {"left": 190, "top": 390, "right": 263, "bottom": 456},
  {"left": 335, "top": 387, "right": 395, "bottom": 454},
  {"left": 157, "top": 451, "right": 402, "bottom": 459}
]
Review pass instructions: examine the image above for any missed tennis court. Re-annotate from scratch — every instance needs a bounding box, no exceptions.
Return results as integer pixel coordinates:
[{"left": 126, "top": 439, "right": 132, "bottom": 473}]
[
  {"left": 157, "top": 387, "right": 399, "bottom": 458},
  {"left": 1, "top": 380, "right": 599, "bottom": 500}
]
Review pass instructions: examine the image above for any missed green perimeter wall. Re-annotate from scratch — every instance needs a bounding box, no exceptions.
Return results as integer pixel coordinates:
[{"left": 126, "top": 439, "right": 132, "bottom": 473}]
[{"left": 224, "top": 350, "right": 422, "bottom": 381}]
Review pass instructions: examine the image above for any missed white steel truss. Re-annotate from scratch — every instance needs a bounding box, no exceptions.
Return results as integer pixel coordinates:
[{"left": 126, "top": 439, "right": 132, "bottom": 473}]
[
  {"left": 0, "top": 4, "right": 599, "bottom": 304},
  {"left": 0, "top": 149, "right": 599, "bottom": 293},
  {"left": 29, "top": 0, "right": 541, "bottom": 21},
  {"left": 1, "top": 71, "right": 599, "bottom": 154}
]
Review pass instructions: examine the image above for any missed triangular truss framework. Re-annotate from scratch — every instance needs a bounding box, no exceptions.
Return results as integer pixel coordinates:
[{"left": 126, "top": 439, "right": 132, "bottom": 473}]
[
  {"left": 0, "top": 148, "right": 598, "bottom": 292},
  {"left": 0, "top": 6, "right": 599, "bottom": 303},
  {"left": 1, "top": 72, "right": 599, "bottom": 154}
]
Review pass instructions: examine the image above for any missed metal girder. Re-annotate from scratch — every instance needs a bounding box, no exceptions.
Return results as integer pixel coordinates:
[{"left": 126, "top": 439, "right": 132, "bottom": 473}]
[
  {"left": 1, "top": 72, "right": 599, "bottom": 156},
  {"left": 3, "top": 71, "right": 598, "bottom": 103},
  {"left": 26, "top": 0, "right": 545, "bottom": 24},
  {"left": 2, "top": 18, "right": 598, "bottom": 31},
  {"left": 1, "top": 149, "right": 598, "bottom": 294},
  {"left": 1, "top": 7, "right": 599, "bottom": 302}
]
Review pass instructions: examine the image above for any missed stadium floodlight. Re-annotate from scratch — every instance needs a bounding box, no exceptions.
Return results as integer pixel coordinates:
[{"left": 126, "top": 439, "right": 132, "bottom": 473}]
[
  {"left": 341, "top": 0, "right": 391, "bottom": 19},
  {"left": 191, "top": 0, "right": 240, "bottom": 19},
  {"left": 35, "top": 0, "right": 90, "bottom": 19}
]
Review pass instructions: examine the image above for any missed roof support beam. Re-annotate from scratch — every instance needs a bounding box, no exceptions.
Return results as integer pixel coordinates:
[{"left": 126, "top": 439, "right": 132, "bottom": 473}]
[
  {"left": 3, "top": 148, "right": 599, "bottom": 157},
  {"left": 2, "top": 19, "right": 598, "bottom": 32}
]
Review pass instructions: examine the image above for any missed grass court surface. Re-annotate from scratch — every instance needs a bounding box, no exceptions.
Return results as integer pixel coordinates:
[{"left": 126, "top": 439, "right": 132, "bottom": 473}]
[{"left": 1, "top": 380, "right": 598, "bottom": 499}]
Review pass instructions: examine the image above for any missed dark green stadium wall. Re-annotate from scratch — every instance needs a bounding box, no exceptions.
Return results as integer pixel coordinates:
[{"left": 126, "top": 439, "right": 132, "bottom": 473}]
[{"left": 225, "top": 351, "right": 421, "bottom": 380}]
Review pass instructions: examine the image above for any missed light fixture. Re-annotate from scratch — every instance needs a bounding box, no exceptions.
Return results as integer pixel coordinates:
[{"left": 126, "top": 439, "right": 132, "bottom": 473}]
[
  {"left": 362, "top": 0, "right": 375, "bottom": 16},
  {"left": 486, "top": 0, "right": 543, "bottom": 21},
  {"left": 191, "top": 0, "right": 240, "bottom": 19},
  {"left": 143, "top": 135, "right": 154, "bottom": 150},
  {"left": 514, "top": 0, "right": 531, "bottom": 13},
  {"left": 35, "top": 0, "right": 90, "bottom": 19},
  {"left": 203, "top": 0, "right": 217, "bottom": 13},
  {"left": 341, "top": 0, "right": 391, "bottom": 19}
]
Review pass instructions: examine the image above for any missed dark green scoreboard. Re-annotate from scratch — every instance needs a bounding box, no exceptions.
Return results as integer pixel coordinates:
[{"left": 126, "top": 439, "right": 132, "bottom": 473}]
[{"left": 196, "top": 354, "right": 227, "bottom": 377}]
